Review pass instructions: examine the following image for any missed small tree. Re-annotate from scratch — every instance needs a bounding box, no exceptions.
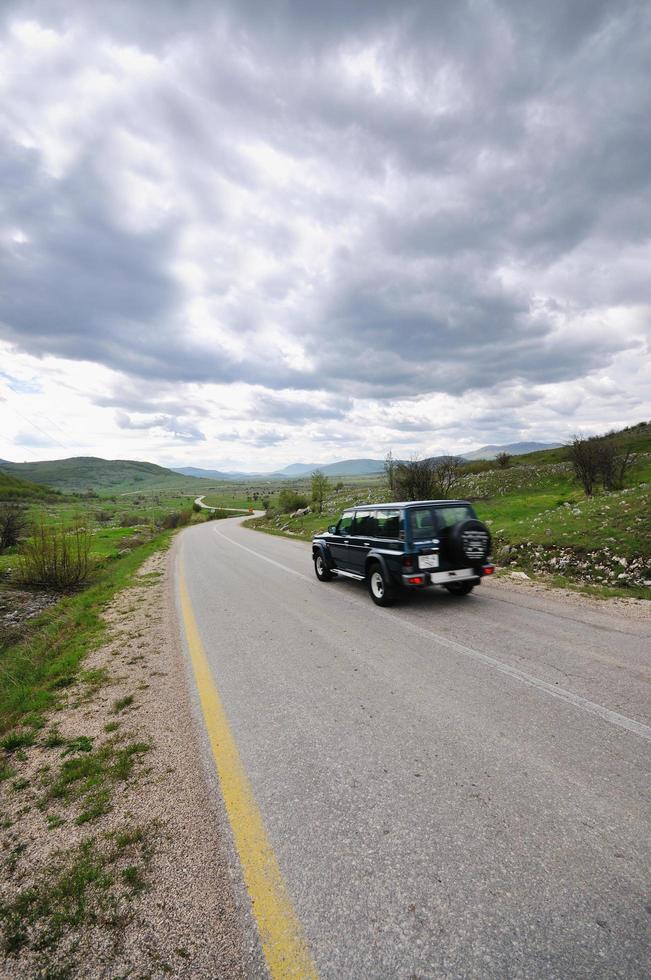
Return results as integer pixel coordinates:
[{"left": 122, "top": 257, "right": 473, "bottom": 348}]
[
  {"left": 430, "top": 456, "right": 462, "bottom": 498},
  {"left": 394, "top": 456, "right": 462, "bottom": 501},
  {"left": 384, "top": 450, "right": 396, "bottom": 493},
  {"left": 311, "top": 470, "right": 330, "bottom": 513},
  {"left": 569, "top": 436, "right": 600, "bottom": 496},
  {"left": 596, "top": 436, "right": 633, "bottom": 490},
  {"left": 394, "top": 459, "right": 435, "bottom": 500},
  {"left": 495, "top": 452, "right": 511, "bottom": 469},
  {"left": 0, "top": 506, "right": 28, "bottom": 553}
]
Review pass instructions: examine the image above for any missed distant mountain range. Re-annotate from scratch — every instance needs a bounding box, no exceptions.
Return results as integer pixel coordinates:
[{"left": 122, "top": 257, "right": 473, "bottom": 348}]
[
  {"left": 173, "top": 465, "right": 247, "bottom": 480},
  {"left": 275, "top": 458, "right": 385, "bottom": 477},
  {"left": 0, "top": 441, "right": 564, "bottom": 494},
  {"left": 462, "top": 441, "right": 562, "bottom": 461},
  {"left": 0, "top": 457, "right": 214, "bottom": 494},
  {"left": 173, "top": 458, "right": 386, "bottom": 478}
]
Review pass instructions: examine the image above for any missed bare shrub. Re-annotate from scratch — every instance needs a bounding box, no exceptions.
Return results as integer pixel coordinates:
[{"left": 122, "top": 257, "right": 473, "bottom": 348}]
[
  {"left": 18, "top": 517, "right": 94, "bottom": 589},
  {"left": 596, "top": 436, "right": 633, "bottom": 490},
  {"left": 394, "top": 457, "right": 462, "bottom": 501},
  {"left": 495, "top": 452, "right": 511, "bottom": 469},
  {"left": 119, "top": 513, "right": 143, "bottom": 527},
  {"left": 431, "top": 457, "right": 462, "bottom": 497},
  {"left": 384, "top": 450, "right": 396, "bottom": 492},
  {"left": 568, "top": 436, "right": 600, "bottom": 496},
  {"left": 570, "top": 434, "right": 634, "bottom": 495},
  {"left": 0, "top": 506, "right": 28, "bottom": 553}
]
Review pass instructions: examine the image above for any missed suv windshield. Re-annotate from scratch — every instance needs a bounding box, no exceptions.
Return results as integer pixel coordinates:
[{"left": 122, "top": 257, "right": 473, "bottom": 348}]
[{"left": 409, "top": 504, "right": 476, "bottom": 539}]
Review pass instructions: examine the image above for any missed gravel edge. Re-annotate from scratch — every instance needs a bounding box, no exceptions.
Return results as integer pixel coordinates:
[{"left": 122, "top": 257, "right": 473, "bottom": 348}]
[{"left": 0, "top": 543, "right": 249, "bottom": 978}]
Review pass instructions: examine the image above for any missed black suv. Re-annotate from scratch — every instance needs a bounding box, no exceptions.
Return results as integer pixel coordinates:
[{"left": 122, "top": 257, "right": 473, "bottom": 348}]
[{"left": 312, "top": 500, "right": 494, "bottom": 606}]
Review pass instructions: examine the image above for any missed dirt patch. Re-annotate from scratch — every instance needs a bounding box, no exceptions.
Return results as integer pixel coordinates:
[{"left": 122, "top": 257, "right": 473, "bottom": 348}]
[
  {"left": 486, "top": 569, "right": 651, "bottom": 620},
  {"left": 0, "top": 587, "right": 59, "bottom": 641},
  {"left": 0, "top": 548, "right": 247, "bottom": 978}
]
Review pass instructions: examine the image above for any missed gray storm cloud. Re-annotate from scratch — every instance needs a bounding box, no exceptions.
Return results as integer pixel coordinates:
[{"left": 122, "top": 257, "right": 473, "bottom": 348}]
[{"left": 0, "top": 0, "right": 649, "bottom": 410}]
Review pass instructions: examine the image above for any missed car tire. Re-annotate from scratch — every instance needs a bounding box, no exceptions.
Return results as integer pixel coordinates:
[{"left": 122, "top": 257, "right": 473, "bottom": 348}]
[
  {"left": 448, "top": 519, "right": 491, "bottom": 565},
  {"left": 314, "top": 553, "right": 333, "bottom": 581},
  {"left": 444, "top": 581, "right": 475, "bottom": 596},
  {"left": 367, "top": 562, "right": 396, "bottom": 607}
]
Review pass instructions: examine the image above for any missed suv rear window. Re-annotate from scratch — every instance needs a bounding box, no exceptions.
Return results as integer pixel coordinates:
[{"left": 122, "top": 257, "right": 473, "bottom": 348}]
[
  {"left": 409, "top": 504, "right": 476, "bottom": 539},
  {"left": 433, "top": 505, "right": 476, "bottom": 528}
]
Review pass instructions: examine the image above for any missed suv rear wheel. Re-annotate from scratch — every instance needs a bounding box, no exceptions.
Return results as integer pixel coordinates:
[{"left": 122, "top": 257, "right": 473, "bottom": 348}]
[
  {"left": 314, "top": 553, "right": 333, "bottom": 581},
  {"left": 367, "top": 562, "right": 396, "bottom": 607},
  {"left": 444, "top": 581, "right": 475, "bottom": 596}
]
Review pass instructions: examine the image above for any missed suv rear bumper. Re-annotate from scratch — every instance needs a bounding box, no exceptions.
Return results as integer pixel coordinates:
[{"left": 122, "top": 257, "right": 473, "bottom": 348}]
[{"left": 402, "top": 565, "right": 494, "bottom": 588}]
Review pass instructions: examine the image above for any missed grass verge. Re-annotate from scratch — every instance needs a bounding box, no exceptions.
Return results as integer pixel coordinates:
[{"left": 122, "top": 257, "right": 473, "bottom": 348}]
[
  {"left": 0, "top": 822, "right": 155, "bottom": 967},
  {"left": 0, "top": 532, "right": 172, "bottom": 737}
]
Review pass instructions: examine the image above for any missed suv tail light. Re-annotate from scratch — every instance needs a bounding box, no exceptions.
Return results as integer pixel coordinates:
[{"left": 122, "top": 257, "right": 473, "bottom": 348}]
[
  {"left": 483, "top": 565, "right": 495, "bottom": 575},
  {"left": 402, "top": 556, "right": 414, "bottom": 569}
]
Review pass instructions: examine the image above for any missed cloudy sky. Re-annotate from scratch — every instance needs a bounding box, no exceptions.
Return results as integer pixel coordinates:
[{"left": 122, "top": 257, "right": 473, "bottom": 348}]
[{"left": 1, "top": 0, "right": 649, "bottom": 471}]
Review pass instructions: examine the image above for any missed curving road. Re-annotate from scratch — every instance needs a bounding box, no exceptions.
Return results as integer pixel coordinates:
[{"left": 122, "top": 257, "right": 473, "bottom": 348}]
[{"left": 175, "top": 516, "right": 650, "bottom": 979}]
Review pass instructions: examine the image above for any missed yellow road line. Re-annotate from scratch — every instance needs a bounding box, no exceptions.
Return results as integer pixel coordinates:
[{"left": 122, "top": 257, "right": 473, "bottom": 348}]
[{"left": 179, "top": 562, "right": 319, "bottom": 979}]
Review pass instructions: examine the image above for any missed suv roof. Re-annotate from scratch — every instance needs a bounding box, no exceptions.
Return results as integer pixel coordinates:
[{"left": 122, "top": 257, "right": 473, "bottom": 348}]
[{"left": 345, "top": 500, "right": 472, "bottom": 510}]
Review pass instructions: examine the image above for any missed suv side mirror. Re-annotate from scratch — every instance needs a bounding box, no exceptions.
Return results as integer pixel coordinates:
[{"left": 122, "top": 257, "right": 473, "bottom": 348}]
[{"left": 328, "top": 525, "right": 337, "bottom": 534}]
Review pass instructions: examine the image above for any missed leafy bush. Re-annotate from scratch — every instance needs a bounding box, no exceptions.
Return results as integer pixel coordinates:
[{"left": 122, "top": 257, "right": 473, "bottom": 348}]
[
  {"left": 158, "top": 509, "right": 192, "bottom": 529},
  {"left": 192, "top": 502, "right": 202, "bottom": 513},
  {"left": 18, "top": 518, "right": 94, "bottom": 589},
  {"left": 277, "top": 489, "right": 309, "bottom": 514},
  {"left": 94, "top": 510, "right": 113, "bottom": 523}
]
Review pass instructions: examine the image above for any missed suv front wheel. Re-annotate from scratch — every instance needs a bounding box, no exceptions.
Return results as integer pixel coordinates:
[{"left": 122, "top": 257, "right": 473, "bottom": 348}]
[
  {"left": 314, "top": 553, "right": 333, "bottom": 581},
  {"left": 367, "top": 562, "right": 396, "bottom": 607}
]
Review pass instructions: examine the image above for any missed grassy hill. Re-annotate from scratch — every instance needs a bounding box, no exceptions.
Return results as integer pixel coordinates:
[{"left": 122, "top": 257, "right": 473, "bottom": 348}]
[
  {"left": 0, "top": 457, "right": 216, "bottom": 495},
  {"left": 0, "top": 468, "right": 59, "bottom": 501}
]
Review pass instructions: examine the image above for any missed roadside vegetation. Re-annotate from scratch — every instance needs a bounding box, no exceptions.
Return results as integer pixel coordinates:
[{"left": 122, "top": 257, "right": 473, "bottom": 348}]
[
  {"left": 0, "top": 471, "right": 248, "bottom": 974},
  {"left": 245, "top": 422, "right": 651, "bottom": 599}
]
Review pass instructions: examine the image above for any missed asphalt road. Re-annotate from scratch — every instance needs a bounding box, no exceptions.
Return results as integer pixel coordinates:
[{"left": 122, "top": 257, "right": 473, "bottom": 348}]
[{"left": 177, "top": 517, "right": 651, "bottom": 979}]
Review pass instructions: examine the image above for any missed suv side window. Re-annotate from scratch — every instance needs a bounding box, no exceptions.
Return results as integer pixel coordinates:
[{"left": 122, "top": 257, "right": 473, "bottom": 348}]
[
  {"left": 336, "top": 513, "right": 354, "bottom": 534},
  {"left": 352, "top": 510, "right": 377, "bottom": 536},
  {"left": 375, "top": 510, "right": 402, "bottom": 539}
]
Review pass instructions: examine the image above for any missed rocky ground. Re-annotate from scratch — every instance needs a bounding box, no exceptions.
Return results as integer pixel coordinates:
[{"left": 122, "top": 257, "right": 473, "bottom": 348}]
[{"left": 0, "top": 547, "right": 248, "bottom": 979}]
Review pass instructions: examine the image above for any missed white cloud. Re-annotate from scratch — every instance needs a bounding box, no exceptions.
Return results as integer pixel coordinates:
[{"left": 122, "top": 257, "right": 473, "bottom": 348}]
[{"left": 0, "top": 1, "right": 649, "bottom": 469}]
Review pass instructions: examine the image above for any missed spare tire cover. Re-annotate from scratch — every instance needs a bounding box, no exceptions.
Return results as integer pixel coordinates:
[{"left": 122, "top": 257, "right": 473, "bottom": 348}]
[{"left": 448, "top": 519, "right": 491, "bottom": 564}]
